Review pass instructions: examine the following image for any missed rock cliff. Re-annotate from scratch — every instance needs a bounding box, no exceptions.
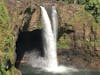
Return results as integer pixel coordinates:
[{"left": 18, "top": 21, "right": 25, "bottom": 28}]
[{"left": 3, "top": 0, "right": 100, "bottom": 71}]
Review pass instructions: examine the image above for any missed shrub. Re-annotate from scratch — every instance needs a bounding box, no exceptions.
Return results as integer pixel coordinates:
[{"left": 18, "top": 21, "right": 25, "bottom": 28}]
[
  {"left": 0, "top": 0, "right": 15, "bottom": 75},
  {"left": 85, "top": 0, "right": 100, "bottom": 23}
]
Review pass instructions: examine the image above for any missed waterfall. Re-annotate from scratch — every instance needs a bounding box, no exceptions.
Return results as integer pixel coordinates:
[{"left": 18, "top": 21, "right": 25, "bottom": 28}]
[
  {"left": 29, "top": 6, "right": 78, "bottom": 73},
  {"left": 52, "top": 6, "right": 58, "bottom": 41},
  {"left": 40, "top": 6, "right": 58, "bottom": 68}
]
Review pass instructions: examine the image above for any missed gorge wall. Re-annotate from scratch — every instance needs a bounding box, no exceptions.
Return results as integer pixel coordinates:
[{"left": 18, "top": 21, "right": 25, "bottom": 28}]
[{"left": 4, "top": 0, "right": 100, "bottom": 71}]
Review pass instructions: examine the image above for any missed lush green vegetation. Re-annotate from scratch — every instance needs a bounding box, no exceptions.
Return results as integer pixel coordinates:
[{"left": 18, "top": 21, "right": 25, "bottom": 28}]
[
  {"left": 0, "top": 0, "right": 16, "bottom": 75},
  {"left": 85, "top": 0, "right": 100, "bottom": 23},
  {"left": 63, "top": 0, "right": 100, "bottom": 23}
]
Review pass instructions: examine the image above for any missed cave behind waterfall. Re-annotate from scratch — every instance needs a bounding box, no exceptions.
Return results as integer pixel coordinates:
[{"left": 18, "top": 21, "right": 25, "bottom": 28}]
[{"left": 15, "top": 29, "right": 44, "bottom": 67}]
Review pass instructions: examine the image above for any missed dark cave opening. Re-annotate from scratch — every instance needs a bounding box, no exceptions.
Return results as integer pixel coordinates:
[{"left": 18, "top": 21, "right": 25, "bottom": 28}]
[{"left": 15, "top": 29, "right": 44, "bottom": 67}]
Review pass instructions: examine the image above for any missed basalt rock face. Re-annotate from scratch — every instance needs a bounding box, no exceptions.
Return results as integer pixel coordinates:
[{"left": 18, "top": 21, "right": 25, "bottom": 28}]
[
  {"left": 56, "top": 4, "right": 100, "bottom": 70},
  {"left": 5, "top": 0, "right": 41, "bottom": 42},
  {"left": 4, "top": 0, "right": 100, "bottom": 70}
]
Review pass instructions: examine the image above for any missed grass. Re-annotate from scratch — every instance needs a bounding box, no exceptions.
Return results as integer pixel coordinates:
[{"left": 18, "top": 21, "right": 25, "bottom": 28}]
[{"left": 0, "top": 0, "right": 16, "bottom": 75}]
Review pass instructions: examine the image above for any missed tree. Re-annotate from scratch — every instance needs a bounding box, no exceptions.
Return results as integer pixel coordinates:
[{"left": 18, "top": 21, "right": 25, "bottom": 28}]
[{"left": 85, "top": 0, "right": 100, "bottom": 23}]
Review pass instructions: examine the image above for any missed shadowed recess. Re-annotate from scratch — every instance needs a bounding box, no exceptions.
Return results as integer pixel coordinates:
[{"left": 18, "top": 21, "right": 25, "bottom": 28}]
[{"left": 15, "top": 29, "right": 44, "bottom": 67}]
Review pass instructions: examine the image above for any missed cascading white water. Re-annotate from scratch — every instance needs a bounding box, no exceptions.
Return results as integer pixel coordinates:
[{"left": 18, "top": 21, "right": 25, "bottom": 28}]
[
  {"left": 40, "top": 6, "right": 58, "bottom": 68},
  {"left": 40, "top": 6, "right": 78, "bottom": 73},
  {"left": 29, "top": 6, "right": 78, "bottom": 73},
  {"left": 52, "top": 6, "right": 58, "bottom": 41}
]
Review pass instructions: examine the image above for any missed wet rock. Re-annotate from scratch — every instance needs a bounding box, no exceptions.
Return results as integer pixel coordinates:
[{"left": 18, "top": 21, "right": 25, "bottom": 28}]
[
  {"left": 71, "top": 57, "right": 88, "bottom": 68},
  {"left": 95, "top": 51, "right": 100, "bottom": 57},
  {"left": 89, "top": 61, "right": 100, "bottom": 70},
  {"left": 12, "top": 69, "right": 22, "bottom": 75}
]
